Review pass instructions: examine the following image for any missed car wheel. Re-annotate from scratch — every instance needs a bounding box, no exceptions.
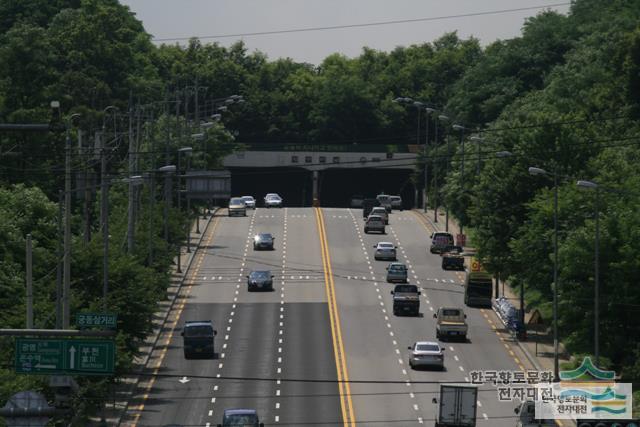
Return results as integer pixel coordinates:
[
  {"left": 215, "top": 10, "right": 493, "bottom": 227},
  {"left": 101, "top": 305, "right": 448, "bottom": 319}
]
[{"left": 409, "top": 360, "right": 414, "bottom": 368}]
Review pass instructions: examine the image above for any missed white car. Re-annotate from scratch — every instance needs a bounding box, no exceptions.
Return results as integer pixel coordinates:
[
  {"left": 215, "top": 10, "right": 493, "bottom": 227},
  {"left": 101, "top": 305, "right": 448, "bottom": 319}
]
[
  {"left": 408, "top": 341, "right": 445, "bottom": 370},
  {"left": 264, "top": 193, "right": 283, "bottom": 208},
  {"left": 241, "top": 196, "right": 256, "bottom": 209},
  {"left": 373, "top": 242, "right": 397, "bottom": 261}
]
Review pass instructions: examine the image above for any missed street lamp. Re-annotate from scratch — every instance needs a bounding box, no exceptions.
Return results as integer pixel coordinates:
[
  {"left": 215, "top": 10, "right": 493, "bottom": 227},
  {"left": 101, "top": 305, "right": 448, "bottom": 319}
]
[
  {"left": 529, "top": 166, "right": 559, "bottom": 381},
  {"left": 470, "top": 136, "right": 484, "bottom": 174},
  {"left": 178, "top": 147, "right": 193, "bottom": 254},
  {"left": 158, "top": 164, "right": 177, "bottom": 270},
  {"left": 452, "top": 124, "right": 466, "bottom": 238},
  {"left": 100, "top": 106, "right": 118, "bottom": 313},
  {"left": 576, "top": 179, "right": 600, "bottom": 366},
  {"left": 424, "top": 108, "right": 435, "bottom": 213},
  {"left": 437, "top": 115, "right": 450, "bottom": 229},
  {"left": 62, "top": 113, "right": 81, "bottom": 328}
]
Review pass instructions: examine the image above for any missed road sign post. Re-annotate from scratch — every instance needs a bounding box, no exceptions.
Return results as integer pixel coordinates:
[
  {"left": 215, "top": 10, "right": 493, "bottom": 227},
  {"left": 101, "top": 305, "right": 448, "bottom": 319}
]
[{"left": 15, "top": 338, "right": 115, "bottom": 375}]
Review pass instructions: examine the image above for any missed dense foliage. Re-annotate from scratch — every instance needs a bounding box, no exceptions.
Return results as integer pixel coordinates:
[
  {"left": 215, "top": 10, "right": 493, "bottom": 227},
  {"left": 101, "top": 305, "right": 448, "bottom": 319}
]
[{"left": 1, "top": 0, "right": 639, "bottom": 422}]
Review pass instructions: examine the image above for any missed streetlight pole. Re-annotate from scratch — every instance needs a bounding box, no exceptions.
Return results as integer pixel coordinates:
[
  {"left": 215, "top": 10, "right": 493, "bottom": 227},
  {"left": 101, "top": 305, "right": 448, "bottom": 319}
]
[
  {"left": 178, "top": 147, "right": 193, "bottom": 256},
  {"left": 438, "top": 115, "right": 450, "bottom": 232},
  {"left": 433, "top": 116, "right": 439, "bottom": 223},
  {"left": 453, "top": 124, "right": 465, "bottom": 237},
  {"left": 159, "top": 165, "right": 177, "bottom": 270},
  {"left": 101, "top": 106, "right": 117, "bottom": 312},
  {"left": 63, "top": 113, "right": 80, "bottom": 328},
  {"left": 424, "top": 108, "right": 435, "bottom": 212},
  {"left": 529, "top": 166, "right": 560, "bottom": 380},
  {"left": 471, "top": 136, "right": 483, "bottom": 174},
  {"left": 576, "top": 179, "right": 601, "bottom": 366}
]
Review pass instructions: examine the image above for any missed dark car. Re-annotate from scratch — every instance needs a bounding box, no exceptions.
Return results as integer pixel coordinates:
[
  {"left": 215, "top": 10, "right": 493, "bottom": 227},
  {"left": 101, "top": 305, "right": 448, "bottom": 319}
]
[
  {"left": 181, "top": 320, "right": 216, "bottom": 359},
  {"left": 441, "top": 245, "right": 465, "bottom": 271},
  {"left": 247, "top": 270, "right": 274, "bottom": 291},
  {"left": 253, "top": 233, "right": 274, "bottom": 250},
  {"left": 218, "top": 408, "right": 263, "bottom": 427}
]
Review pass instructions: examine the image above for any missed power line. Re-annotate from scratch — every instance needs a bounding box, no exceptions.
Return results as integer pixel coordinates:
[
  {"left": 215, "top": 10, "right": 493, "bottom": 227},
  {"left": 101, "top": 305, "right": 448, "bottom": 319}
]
[{"left": 152, "top": 3, "right": 570, "bottom": 42}]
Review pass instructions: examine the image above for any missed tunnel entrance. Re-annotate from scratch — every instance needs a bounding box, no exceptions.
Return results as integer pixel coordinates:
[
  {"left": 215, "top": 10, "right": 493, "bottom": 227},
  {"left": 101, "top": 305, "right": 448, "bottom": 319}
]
[
  {"left": 229, "top": 167, "right": 416, "bottom": 208},
  {"left": 318, "top": 168, "right": 416, "bottom": 208},
  {"left": 229, "top": 167, "right": 312, "bottom": 207}
]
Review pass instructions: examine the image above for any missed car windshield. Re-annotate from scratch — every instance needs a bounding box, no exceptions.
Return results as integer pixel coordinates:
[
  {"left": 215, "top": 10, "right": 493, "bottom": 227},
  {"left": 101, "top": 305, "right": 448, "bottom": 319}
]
[
  {"left": 250, "top": 271, "right": 270, "bottom": 279},
  {"left": 441, "top": 309, "right": 461, "bottom": 317},
  {"left": 223, "top": 414, "right": 258, "bottom": 426},
  {"left": 258, "top": 234, "right": 272, "bottom": 240},
  {"left": 395, "top": 285, "right": 417, "bottom": 293},
  {"left": 242, "top": 196, "right": 254, "bottom": 201},
  {"left": 389, "top": 265, "right": 406, "bottom": 272},
  {"left": 377, "top": 195, "right": 390, "bottom": 202},
  {"left": 184, "top": 325, "right": 212, "bottom": 337},
  {"left": 416, "top": 344, "right": 440, "bottom": 352},
  {"left": 433, "top": 235, "right": 452, "bottom": 245},
  {"left": 379, "top": 243, "right": 394, "bottom": 248},
  {"left": 390, "top": 196, "right": 401, "bottom": 201},
  {"left": 372, "top": 208, "right": 385, "bottom": 213},
  {"left": 230, "top": 198, "right": 245, "bottom": 205},
  {"left": 266, "top": 195, "right": 280, "bottom": 200}
]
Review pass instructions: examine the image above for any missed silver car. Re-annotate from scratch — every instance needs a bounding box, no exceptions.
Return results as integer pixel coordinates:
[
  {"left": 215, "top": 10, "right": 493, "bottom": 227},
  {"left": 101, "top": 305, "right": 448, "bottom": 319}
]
[
  {"left": 228, "top": 197, "right": 247, "bottom": 217},
  {"left": 389, "top": 195, "right": 403, "bottom": 210},
  {"left": 264, "top": 193, "right": 283, "bottom": 208},
  {"left": 408, "top": 341, "right": 445, "bottom": 370},
  {"left": 376, "top": 194, "right": 392, "bottom": 213},
  {"left": 241, "top": 195, "right": 256, "bottom": 209},
  {"left": 370, "top": 206, "right": 388, "bottom": 224},
  {"left": 373, "top": 242, "right": 397, "bottom": 261},
  {"left": 364, "top": 215, "right": 386, "bottom": 234}
]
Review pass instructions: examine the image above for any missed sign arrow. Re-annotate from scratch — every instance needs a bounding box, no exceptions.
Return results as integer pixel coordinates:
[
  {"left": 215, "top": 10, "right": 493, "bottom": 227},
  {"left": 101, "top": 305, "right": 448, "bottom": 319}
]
[
  {"left": 35, "top": 364, "right": 56, "bottom": 369},
  {"left": 178, "top": 376, "right": 190, "bottom": 384},
  {"left": 69, "top": 346, "right": 76, "bottom": 369}
]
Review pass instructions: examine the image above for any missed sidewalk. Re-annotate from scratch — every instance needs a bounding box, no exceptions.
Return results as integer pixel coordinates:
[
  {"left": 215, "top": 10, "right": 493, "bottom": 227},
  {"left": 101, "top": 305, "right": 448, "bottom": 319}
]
[
  {"left": 411, "top": 208, "right": 571, "bottom": 374},
  {"left": 89, "top": 209, "right": 218, "bottom": 426}
]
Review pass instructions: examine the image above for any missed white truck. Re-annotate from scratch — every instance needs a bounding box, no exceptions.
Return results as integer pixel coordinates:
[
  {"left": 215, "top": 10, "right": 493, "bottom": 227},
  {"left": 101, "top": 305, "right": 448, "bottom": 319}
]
[
  {"left": 514, "top": 401, "right": 556, "bottom": 427},
  {"left": 434, "top": 385, "right": 477, "bottom": 427}
]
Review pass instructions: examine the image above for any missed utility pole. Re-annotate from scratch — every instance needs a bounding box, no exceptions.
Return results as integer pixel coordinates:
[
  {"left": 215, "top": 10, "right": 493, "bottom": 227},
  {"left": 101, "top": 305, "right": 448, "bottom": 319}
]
[
  {"left": 433, "top": 118, "right": 439, "bottom": 223},
  {"left": 127, "top": 96, "right": 135, "bottom": 253},
  {"left": 63, "top": 115, "right": 79, "bottom": 328},
  {"left": 101, "top": 133, "right": 109, "bottom": 312},
  {"left": 26, "top": 234, "right": 33, "bottom": 329},
  {"left": 56, "top": 191, "right": 63, "bottom": 329}
]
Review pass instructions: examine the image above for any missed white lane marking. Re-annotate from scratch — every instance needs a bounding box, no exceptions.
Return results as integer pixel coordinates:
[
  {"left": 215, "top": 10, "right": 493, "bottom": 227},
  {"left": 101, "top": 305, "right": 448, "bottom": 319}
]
[
  {"left": 477, "top": 400, "right": 482, "bottom": 407},
  {"left": 483, "top": 413, "right": 488, "bottom": 420},
  {"left": 454, "top": 355, "right": 459, "bottom": 361},
  {"left": 449, "top": 346, "right": 454, "bottom": 351},
  {"left": 459, "top": 366, "right": 465, "bottom": 371}
]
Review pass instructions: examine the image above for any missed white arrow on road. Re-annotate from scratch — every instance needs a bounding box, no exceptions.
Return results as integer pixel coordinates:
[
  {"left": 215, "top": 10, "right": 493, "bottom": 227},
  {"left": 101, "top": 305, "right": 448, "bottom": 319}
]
[
  {"left": 179, "top": 376, "right": 190, "bottom": 384},
  {"left": 69, "top": 346, "right": 76, "bottom": 369}
]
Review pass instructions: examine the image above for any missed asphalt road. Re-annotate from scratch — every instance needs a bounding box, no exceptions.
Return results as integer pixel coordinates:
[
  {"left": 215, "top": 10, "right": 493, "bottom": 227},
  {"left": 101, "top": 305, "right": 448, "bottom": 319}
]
[
  {"left": 127, "top": 207, "right": 342, "bottom": 427},
  {"left": 126, "top": 207, "right": 537, "bottom": 427}
]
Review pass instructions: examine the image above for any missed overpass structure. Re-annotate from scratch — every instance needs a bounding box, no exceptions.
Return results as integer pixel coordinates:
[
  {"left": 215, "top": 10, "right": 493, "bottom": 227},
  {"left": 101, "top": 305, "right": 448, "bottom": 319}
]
[{"left": 223, "top": 144, "right": 419, "bottom": 205}]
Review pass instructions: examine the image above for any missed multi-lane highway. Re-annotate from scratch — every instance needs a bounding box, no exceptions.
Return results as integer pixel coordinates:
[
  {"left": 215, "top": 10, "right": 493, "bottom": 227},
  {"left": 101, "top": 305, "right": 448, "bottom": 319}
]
[{"left": 124, "top": 206, "right": 532, "bottom": 427}]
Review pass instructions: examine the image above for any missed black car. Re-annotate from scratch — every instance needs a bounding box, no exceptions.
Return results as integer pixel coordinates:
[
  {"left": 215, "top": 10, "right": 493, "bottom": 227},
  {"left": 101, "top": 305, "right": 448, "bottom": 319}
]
[
  {"left": 247, "top": 270, "right": 274, "bottom": 291},
  {"left": 253, "top": 233, "right": 275, "bottom": 250}
]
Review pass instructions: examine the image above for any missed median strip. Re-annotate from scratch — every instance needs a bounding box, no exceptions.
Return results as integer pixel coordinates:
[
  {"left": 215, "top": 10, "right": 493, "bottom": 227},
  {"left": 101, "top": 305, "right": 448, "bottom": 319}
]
[{"left": 315, "top": 207, "right": 356, "bottom": 427}]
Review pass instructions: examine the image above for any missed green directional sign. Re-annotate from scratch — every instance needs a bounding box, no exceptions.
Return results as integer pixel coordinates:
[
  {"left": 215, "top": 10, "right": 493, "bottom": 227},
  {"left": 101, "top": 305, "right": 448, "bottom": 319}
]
[
  {"left": 75, "top": 312, "right": 117, "bottom": 329},
  {"left": 15, "top": 339, "right": 115, "bottom": 375}
]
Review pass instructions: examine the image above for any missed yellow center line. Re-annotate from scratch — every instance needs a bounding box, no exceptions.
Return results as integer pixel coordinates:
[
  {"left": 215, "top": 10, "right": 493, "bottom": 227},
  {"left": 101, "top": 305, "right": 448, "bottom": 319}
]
[
  {"left": 130, "top": 213, "right": 221, "bottom": 426},
  {"left": 315, "top": 208, "right": 356, "bottom": 427}
]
